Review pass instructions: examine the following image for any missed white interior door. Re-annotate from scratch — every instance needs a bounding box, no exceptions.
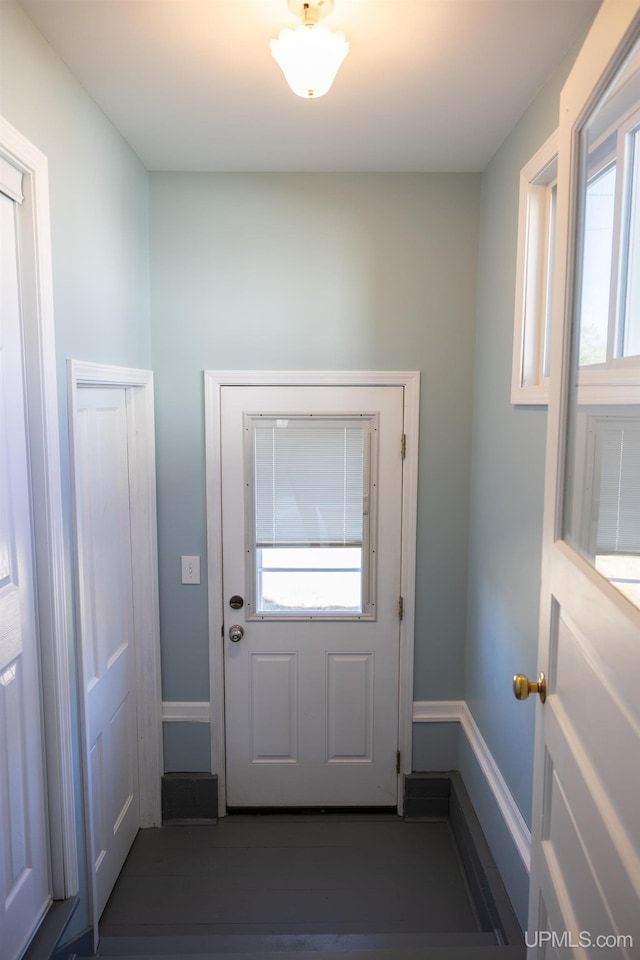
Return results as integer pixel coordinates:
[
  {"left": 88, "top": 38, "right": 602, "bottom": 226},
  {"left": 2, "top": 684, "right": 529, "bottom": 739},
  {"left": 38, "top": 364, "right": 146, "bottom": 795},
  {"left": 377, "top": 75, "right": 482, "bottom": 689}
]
[
  {"left": 0, "top": 182, "right": 51, "bottom": 958},
  {"left": 221, "top": 384, "right": 404, "bottom": 807},
  {"left": 73, "top": 386, "right": 140, "bottom": 919},
  {"left": 529, "top": 3, "right": 640, "bottom": 956}
]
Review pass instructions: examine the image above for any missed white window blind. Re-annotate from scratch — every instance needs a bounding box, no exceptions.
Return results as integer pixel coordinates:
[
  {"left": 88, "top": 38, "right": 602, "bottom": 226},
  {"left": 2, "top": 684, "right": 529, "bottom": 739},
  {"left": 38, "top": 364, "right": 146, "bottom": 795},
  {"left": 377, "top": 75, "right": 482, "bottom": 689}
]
[
  {"left": 596, "top": 422, "right": 640, "bottom": 553},
  {"left": 253, "top": 419, "right": 367, "bottom": 548}
]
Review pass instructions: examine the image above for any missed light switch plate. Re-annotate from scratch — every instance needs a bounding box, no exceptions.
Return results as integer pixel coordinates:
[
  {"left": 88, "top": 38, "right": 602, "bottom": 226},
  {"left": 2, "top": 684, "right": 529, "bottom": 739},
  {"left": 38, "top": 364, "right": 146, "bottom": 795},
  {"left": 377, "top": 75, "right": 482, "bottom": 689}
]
[{"left": 181, "top": 555, "right": 200, "bottom": 584}]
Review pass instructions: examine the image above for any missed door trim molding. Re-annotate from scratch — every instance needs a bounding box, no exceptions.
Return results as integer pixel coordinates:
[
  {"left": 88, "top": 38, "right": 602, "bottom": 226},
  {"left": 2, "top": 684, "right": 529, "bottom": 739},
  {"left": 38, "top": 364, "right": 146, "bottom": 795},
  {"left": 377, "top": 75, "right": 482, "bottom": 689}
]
[
  {"left": 204, "top": 370, "right": 420, "bottom": 815},
  {"left": 162, "top": 701, "right": 211, "bottom": 722},
  {"left": 67, "top": 360, "right": 163, "bottom": 942},
  {"left": 0, "top": 116, "right": 78, "bottom": 902}
]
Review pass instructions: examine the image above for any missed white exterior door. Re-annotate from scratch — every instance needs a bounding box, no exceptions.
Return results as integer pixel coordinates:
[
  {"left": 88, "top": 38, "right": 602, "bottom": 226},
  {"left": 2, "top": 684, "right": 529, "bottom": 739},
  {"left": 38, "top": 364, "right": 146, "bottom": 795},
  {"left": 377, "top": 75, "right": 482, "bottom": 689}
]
[
  {"left": 221, "top": 384, "right": 404, "bottom": 807},
  {"left": 0, "top": 182, "right": 51, "bottom": 957},
  {"left": 73, "top": 386, "right": 140, "bottom": 918},
  {"left": 529, "top": 3, "right": 640, "bottom": 956}
]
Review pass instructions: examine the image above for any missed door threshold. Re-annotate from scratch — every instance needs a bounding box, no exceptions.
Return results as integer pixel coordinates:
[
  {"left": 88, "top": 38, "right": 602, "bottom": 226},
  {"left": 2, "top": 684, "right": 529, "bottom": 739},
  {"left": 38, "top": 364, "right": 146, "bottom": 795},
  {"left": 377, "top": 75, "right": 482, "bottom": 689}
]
[{"left": 225, "top": 806, "right": 398, "bottom": 817}]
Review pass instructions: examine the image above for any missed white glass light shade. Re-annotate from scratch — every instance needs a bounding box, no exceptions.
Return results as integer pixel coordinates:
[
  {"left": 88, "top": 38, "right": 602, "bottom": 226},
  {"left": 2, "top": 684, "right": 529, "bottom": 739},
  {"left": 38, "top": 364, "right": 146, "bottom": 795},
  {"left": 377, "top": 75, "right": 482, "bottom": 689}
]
[{"left": 270, "top": 24, "right": 349, "bottom": 99}]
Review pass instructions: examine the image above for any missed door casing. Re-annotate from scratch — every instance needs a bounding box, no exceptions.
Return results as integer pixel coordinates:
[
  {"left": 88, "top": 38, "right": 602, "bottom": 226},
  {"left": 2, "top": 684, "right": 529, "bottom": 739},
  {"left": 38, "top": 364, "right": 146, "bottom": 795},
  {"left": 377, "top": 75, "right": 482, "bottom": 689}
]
[{"left": 204, "top": 370, "right": 420, "bottom": 816}]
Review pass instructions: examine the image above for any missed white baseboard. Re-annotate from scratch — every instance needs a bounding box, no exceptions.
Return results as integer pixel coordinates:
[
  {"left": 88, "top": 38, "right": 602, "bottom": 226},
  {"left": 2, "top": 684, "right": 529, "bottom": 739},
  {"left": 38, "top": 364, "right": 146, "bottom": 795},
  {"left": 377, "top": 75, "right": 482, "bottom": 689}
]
[
  {"left": 413, "top": 699, "right": 531, "bottom": 872},
  {"left": 412, "top": 700, "right": 464, "bottom": 722},
  {"left": 161, "top": 697, "right": 531, "bottom": 872},
  {"left": 162, "top": 701, "right": 211, "bottom": 723}
]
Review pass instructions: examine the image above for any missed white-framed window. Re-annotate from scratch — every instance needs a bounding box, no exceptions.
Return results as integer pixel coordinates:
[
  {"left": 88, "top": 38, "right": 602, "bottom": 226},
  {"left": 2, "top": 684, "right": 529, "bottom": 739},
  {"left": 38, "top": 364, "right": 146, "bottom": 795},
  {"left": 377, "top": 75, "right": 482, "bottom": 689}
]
[
  {"left": 511, "top": 129, "right": 558, "bottom": 404},
  {"left": 244, "top": 413, "right": 377, "bottom": 619}
]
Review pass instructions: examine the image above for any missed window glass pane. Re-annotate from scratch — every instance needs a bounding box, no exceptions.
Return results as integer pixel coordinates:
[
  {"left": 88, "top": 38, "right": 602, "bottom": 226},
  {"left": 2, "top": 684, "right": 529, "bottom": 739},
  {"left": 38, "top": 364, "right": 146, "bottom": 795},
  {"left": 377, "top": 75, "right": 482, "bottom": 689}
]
[
  {"left": 621, "top": 125, "right": 640, "bottom": 357},
  {"left": 542, "top": 182, "right": 558, "bottom": 379},
  {"left": 578, "top": 163, "right": 616, "bottom": 366},
  {"left": 258, "top": 547, "right": 362, "bottom": 613},
  {"left": 248, "top": 415, "right": 376, "bottom": 617},
  {"left": 595, "top": 554, "right": 640, "bottom": 608}
]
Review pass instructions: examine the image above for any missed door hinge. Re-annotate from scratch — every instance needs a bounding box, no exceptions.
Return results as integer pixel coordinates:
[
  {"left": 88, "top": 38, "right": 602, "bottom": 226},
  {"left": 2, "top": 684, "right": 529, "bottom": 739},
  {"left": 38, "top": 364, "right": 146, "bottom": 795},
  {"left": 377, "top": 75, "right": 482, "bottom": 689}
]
[
  {"left": 400, "top": 433, "right": 407, "bottom": 459},
  {"left": 398, "top": 596, "right": 404, "bottom": 620},
  {"left": 396, "top": 749, "right": 401, "bottom": 774}
]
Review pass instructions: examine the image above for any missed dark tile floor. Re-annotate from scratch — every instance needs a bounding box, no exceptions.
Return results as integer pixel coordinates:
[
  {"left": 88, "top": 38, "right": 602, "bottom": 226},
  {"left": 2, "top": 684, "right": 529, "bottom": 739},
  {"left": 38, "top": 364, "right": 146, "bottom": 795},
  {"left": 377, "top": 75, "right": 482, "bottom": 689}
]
[{"left": 99, "top": 814, "right": 484, "bottom": 941}]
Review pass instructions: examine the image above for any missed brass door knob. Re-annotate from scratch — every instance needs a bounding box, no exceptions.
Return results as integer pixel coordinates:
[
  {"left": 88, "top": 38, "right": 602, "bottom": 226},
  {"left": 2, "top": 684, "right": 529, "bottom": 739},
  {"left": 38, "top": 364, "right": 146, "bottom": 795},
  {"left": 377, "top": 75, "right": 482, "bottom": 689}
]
[{"left": 513, "top": 672, "right": 546, "bottom": 703}]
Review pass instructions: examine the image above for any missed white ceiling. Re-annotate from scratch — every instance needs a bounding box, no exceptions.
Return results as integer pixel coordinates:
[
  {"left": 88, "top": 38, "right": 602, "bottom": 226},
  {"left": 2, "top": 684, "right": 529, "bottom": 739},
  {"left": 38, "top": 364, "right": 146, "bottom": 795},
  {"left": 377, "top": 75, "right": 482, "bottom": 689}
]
[{"left": 19, "top": 0, "right": 600, "bottom": 172}]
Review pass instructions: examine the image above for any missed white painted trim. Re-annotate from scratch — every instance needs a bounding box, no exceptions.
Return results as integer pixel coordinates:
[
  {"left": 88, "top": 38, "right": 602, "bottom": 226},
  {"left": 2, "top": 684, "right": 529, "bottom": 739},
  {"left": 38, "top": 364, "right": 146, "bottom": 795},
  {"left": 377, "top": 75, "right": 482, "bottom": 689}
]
[
  {"left": 396, "top": 372, "right": 420, "bottom": 812},
  {"left": 204, "top": 373, "right": 227, "bottom": 814},
  {"left": 412, "top": 700, "right": 465, "bottom": 722},
  {"left": 204, "top": 370, "right": 420, "bottom": 816},
  {"left": 68, "top": 361, "right": 163, "bottom": 944},
  {"left": 162, "top": 702, "right": 211, "bottom": 723},
  {"left": 511, "top": 128, "right": 558, "bottom": 406},
  {"left": 0, "top": 116, "right": 78, "bottom": 901},
  {"left": 460, "top": 704, "right": 532, "bottom": 872},
  {"left": 68, "top": 360, "right": 156, "bottom": 387}
]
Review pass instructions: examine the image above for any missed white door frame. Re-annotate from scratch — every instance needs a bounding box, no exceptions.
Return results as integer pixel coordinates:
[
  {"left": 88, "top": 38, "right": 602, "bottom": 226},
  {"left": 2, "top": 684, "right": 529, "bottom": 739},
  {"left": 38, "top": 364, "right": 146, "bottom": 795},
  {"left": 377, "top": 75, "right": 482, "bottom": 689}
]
[
  {"left": 67, "top": 360, "right": 163, "bottom": 941},
  {"left": 204, "top": 370, "right": 420, "bottom": 816},
  {"left": 0, "top": 116, "right": 78, "bottom": 905}
]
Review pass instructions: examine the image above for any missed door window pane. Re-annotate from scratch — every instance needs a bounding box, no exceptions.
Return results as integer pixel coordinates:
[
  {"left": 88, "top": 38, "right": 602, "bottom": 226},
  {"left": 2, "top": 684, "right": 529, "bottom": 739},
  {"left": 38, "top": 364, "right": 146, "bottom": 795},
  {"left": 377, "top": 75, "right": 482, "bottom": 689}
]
[
  {"left": 258, "top": 547, "right": 362, "bottom": 613},
  {"left": 564, "top": 39, "right": 640, "bottom": 611},
  {"left": 620, "top": 125, "right": 640, "bottom": 357},
  {"left": 247, "top": 415, "right": 376, "bottom": 618}
]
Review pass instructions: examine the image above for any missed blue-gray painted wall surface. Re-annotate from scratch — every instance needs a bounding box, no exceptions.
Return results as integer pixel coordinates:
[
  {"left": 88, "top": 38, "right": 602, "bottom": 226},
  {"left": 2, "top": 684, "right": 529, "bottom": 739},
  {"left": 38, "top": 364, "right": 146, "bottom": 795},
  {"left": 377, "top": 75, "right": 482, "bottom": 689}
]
[
  {"left": 412, "top": 722, "right": 460, "bottom": 772},
  {"left": 150, "top": 172, "right": 481, "bottom": 708},
  {"left": 1, "top": 0, "right": 151, "bottom": 938},
  {"left": 465, "top": 47, "right": 583, "bottom": 830}
]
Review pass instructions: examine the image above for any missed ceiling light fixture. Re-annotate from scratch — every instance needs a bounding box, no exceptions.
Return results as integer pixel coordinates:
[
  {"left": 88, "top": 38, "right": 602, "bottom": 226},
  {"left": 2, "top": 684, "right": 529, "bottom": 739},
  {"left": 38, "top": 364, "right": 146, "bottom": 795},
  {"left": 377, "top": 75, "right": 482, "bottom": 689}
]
[{"left": 270, "top": 0, "right": 349, "bottom": 100}]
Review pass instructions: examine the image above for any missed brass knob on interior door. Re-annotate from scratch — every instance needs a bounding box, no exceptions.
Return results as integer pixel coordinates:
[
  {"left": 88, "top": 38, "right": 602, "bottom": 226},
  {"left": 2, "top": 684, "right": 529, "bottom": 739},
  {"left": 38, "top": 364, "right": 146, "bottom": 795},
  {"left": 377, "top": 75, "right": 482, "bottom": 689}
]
[{"left": 513, "top": 672, "right": 546, "bottom": 703}]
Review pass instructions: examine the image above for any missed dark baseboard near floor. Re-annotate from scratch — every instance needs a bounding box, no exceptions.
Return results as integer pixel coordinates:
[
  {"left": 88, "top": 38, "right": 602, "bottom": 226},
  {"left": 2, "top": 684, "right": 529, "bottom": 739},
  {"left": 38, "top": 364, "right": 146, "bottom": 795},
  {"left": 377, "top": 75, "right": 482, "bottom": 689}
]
[
  {"left": 403, "top": 772, "right": 451, "bottom": 818},
  {"left": 161, "top": 772, "right": 218, "bottom": 823},
  {"left": 404, "top": 771, "right": 523, "bottom": 947},
  {"left": 21, "top": 896, "right": 79, "bottom": 960}
]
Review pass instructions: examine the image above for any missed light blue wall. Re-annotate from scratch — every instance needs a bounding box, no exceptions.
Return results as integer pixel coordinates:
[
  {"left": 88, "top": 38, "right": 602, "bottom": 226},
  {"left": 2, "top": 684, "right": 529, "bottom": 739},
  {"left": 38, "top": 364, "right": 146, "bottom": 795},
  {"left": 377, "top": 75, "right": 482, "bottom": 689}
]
[
  {"left": 412, "top": 722, "right": 460, "bottom": 771},
  {"left": 150, "top": 172, "right": 481, "bottom": 764},
  {"left": 1, "top": 0, "right": 150, "bottom": 940},
  {"left": 463, "top": 42, "right": 587, "bottom": 930}
]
